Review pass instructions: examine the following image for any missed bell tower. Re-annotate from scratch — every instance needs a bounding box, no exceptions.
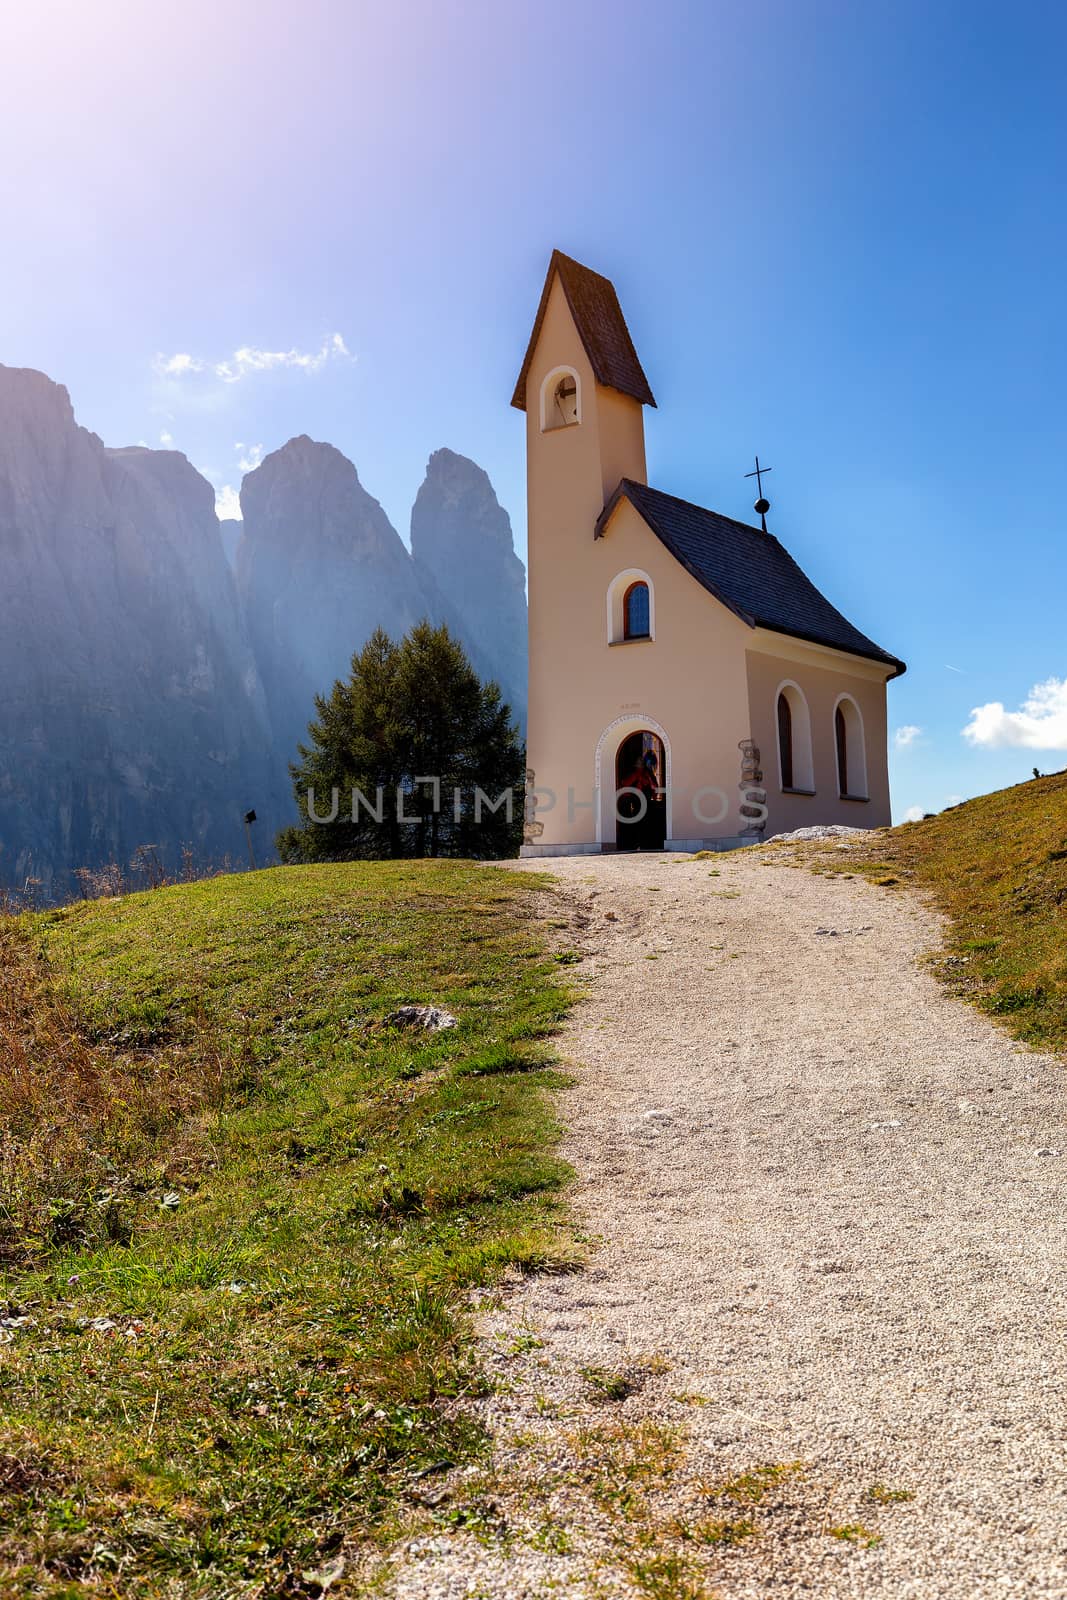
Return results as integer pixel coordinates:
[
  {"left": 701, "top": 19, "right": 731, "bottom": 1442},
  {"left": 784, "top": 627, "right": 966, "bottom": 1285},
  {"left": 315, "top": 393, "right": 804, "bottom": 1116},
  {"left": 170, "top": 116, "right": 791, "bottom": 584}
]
[
  {"left": 512, "top": 249, "right": 654, "bottom": 523},
  {"left": 512, "top": 251, "right": 657, "bottom": 849}
]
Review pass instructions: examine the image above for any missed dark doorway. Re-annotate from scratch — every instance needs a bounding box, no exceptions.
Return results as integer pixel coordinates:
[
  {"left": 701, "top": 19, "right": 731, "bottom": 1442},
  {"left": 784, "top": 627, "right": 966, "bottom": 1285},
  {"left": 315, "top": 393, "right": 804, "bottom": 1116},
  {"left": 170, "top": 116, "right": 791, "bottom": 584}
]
[{"left": 615, "top": 730, "right": 667, "bottom": 851}]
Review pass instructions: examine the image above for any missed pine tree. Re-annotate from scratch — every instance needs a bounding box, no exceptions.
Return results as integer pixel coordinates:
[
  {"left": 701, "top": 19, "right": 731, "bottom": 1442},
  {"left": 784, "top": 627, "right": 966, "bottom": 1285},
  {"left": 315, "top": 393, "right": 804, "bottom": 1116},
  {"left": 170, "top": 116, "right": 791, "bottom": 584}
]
[{"left": 277, "top": 622, "right": 524, "bottom": 861}]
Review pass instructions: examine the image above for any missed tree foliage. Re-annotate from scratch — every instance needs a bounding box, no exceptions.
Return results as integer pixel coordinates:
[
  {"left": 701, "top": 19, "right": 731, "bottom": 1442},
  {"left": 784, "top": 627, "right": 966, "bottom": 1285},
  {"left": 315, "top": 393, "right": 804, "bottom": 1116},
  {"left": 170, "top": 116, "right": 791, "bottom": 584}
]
[{"left": 277, "top": 622, "right": 525, "bottom": 861}]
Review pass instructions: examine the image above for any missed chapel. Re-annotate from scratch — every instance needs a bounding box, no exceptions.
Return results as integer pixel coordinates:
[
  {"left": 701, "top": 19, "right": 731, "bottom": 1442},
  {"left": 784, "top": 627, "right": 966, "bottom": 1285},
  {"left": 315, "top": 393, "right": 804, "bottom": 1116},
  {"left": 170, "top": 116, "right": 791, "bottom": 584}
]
[{"left": 514, "top": 250, "right": 906, "bottom": 855}]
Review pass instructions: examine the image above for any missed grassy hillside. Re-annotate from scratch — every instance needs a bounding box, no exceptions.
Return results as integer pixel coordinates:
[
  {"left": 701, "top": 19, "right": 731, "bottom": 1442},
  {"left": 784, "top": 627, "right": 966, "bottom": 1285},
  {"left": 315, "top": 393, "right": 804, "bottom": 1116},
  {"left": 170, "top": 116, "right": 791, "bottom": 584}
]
[
  {"left": 0, "top": 862, "right": 573, "bottom": 1597},
  {"left": 855, "top": 771, "right": 1067, "bottom": 1053}
]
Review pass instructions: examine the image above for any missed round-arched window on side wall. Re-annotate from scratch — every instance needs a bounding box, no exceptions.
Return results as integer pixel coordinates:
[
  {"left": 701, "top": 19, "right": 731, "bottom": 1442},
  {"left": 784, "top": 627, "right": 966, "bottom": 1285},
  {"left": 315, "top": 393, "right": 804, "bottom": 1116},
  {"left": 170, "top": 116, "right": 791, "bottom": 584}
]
[
  {"left": 834, "top": 696, "right": 868, "bottom": 799},
  {"left": 777, "top": 693, "right": 794, "bottom": 789},
  {"left": 774, "top": 682, "right": 814, "bottom": 793}
]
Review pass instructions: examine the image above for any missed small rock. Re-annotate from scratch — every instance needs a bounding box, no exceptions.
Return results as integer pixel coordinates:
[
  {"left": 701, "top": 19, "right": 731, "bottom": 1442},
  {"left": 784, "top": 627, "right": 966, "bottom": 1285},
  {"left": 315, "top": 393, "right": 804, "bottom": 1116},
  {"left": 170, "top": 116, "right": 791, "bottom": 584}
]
[
  {"left": 0, "top": 1316, "right": 36, "bottom": 1344},
  {"left": 300, "top": 1553, "right": 345, "bottom": 1593},
  {"left": 387, "top": 1005, "right": 458, "bottom": 1031},
  {"left": 770, "top": 824, "right": 868, "bottom": 843}
]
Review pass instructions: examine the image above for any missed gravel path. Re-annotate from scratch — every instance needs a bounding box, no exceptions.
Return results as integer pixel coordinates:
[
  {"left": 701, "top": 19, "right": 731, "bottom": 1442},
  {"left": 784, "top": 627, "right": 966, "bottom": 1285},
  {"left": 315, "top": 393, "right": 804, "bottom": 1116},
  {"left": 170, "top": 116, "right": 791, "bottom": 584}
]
[{"left": 385, "top": 848, "right": 1067, "bottom": 1599}]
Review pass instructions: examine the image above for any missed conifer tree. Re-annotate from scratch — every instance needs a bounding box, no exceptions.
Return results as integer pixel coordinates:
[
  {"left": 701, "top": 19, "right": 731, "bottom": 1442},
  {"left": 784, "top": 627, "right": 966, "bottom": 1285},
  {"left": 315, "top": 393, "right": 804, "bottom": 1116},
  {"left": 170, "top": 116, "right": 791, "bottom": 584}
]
[{"left": 277, "top": 622, "right": 524, "bottom": 861}]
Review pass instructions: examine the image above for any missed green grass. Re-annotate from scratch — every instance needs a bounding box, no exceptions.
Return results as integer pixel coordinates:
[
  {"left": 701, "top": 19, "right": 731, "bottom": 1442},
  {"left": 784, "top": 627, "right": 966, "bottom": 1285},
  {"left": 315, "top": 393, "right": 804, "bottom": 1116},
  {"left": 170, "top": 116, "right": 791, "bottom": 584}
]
[
  {"left": 828, "top": 1523, "right": 882, "bottom": 1548},
  {"left": 625, "top": 1550, "right": 708, "bottom": 1600},
  {"left": 690, "top": 1516, "right": 758, "bottom": 1546},
  {"left": 853, "top": 772, "right": 1067, "bottom": 1052},
  {"left": 0, "top": 860, "right": 575, "bottom": 1597},
  {"left": 705, "top": 1461, "right": 805, "bottom": 1506},
  {"left": 579, "top": 1364, "right": 642, "bottom": 1404},
  {"left": 865, "top": 1483, "right": 915, "bottom": 1505}
]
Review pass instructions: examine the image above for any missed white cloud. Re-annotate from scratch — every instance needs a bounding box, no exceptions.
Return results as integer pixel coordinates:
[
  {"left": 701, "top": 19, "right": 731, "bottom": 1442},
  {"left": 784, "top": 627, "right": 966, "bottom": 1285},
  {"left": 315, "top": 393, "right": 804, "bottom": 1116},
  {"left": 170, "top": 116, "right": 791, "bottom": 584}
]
[
  {"left": 904, "top": 805, "right": 925, "bottom": 823},
  {"left": 963, "top": 677, "right": 1067, "bottom": 751},
  {"left": 215, "top": 334, "right": 350, "bottom": 382},
  {"left": 894, "top": 725, "right": 923, "bottom": 750},
  {"left": 155, "top": 352, "right": 204, "bottom": 377},
  {"left": 159, "top": 429, "right": 174, "bottom": 447},
  {"left": 158, "top": 334, "right": 352, "bottom": 389},
  {"left": 215, "top": 484, "right": 242, "bottom": 521},
  {"left": 236, "top": 442, "right": 263, "bottom": 474}
]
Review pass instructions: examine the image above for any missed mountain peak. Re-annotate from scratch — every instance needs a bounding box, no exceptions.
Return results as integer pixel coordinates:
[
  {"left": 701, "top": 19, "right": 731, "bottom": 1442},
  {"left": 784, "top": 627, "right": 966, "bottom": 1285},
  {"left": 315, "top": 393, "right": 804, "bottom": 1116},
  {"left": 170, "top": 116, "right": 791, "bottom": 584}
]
[
  {"left": 0, "top": 363, "right": 79, "bottom": 438},
  {"left": 410, "top": 449, "right": 526, "bottom": 720},
  {"left": 252, "top": 433, "right": 359, "bottom": 475}
]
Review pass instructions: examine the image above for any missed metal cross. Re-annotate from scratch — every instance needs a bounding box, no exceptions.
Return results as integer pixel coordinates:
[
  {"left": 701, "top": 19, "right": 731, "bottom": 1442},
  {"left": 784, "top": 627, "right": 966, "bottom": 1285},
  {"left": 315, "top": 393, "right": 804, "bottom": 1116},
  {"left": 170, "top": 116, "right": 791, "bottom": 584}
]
[
  {"left": 745, "top": 455, "right": 773, "bottom": 499},
  {"left": 744, "top": 455, "right": 773, "bottom": 531}
]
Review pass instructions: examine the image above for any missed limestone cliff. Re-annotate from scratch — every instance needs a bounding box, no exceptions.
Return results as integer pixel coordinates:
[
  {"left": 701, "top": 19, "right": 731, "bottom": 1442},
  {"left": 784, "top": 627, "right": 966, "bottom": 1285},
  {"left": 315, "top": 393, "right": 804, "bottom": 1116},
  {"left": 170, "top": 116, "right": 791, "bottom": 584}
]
[
  {"left": 410, "top": 448, "right": 527, "bottom": 724},
  {"left": 236, "top": 436, "right": 430, "bottom": 770},
  {"left": 0, "top": 365, "right": 274, "bottom": 896},
  {"left": 219, "top": 517, "right": 242, "bottom": 571},
  {"left": 0, "top": 377, "right": 528, "bottom": 894}
]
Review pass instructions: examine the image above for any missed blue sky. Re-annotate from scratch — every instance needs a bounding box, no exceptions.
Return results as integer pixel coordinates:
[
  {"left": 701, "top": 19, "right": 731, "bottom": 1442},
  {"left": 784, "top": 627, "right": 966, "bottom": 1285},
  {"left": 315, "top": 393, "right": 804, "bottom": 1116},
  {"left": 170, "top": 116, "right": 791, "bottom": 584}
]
[{"left": 3, "top": 0, "right": 1066, "bottom": 821}]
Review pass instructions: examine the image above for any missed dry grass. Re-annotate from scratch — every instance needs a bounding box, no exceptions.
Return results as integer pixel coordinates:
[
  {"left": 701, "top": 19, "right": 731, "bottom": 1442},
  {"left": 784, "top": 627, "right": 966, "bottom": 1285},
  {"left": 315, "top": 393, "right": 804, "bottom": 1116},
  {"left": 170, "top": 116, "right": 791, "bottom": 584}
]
[
  {"left": 0, "top": 912, "right": 230, "bottom": 1263},
  {"left": 822, "top": 771, "right": 1067, "bottom": 1054},
  {"left": 0, "top": 860, "right": 573, "bottom": 1596}
]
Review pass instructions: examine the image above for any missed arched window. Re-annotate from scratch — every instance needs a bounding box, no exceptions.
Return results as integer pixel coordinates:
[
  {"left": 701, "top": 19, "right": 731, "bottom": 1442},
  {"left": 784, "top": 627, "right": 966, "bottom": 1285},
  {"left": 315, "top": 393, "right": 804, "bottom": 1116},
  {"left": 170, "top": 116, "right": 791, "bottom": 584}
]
[
  {"left": 834, "top": 696, "right": 868, "bottom": 799},
  {"left": 623, "top": 581, "right": 650, "bottom": 640},
  {"left": 606, "top": 569, "right": 655, "bottom": 644},
  {"left": 539, "top": 366, "right": 581, "bottom": 431},
  {"left": 777, "top": 693, "right": 794, "bottom": 790},
  {"left": 835, "top": 706, "right": 849, "bottom": 796},
  {"left": 774, "top": 682, "right": 814, "bottom": 792}
]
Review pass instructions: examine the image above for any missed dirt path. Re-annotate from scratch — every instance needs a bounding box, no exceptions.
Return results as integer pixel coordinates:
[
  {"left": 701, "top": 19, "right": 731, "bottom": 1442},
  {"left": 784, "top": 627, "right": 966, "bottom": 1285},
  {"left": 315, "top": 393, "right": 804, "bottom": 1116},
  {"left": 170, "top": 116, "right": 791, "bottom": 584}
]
[{"left": 386, "top": 848, "right": 1067, "bottom": 1599}]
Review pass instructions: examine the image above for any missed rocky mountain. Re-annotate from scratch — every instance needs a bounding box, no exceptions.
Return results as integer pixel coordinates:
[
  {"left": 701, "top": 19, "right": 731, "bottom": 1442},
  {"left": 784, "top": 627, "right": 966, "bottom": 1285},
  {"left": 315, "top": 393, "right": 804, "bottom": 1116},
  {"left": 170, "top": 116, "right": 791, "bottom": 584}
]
[
  {"left": 0, "top": 373, "right": 527, "bottom": 897},
  {"left": 0, "top": 364, "right": 275, "bottom": 898},
  {"left": 410, "top": 448, "right": 527, "bottom": 720},
  {"left": 236, "top": 439, "right": 528, "bottom": 772},
  {"left": 219, "top": 518, "right": 242, "bottom": 570},
  {"left": 236, "top": 437, "right": 431, "bottom": 774}
]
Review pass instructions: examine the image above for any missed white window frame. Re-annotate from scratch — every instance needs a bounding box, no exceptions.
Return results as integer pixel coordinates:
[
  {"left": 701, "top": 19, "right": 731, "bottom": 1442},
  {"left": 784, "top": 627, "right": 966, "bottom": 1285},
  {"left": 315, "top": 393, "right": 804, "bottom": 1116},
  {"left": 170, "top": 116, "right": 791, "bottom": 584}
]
[
  {"left": 833, "top": 693, "right": 869, "bottom": 799},
  {"left": 774, "top": 680, "right": 815, "bottom": 793}
]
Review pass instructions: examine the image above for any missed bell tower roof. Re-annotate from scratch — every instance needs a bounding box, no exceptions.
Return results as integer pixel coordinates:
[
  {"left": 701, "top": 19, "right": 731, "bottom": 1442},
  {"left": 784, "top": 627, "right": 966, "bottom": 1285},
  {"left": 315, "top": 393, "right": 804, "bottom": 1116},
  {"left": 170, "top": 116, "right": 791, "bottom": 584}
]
[{"left": 511, "top": 249, "right": 657, "bottom": 412}]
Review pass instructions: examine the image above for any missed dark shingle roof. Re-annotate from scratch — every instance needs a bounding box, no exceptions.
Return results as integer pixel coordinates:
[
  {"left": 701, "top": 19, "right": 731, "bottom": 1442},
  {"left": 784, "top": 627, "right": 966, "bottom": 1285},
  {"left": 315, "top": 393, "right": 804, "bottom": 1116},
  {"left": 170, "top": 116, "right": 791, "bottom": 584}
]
[
  {"left": 597, "top": 479, "right": 906, "bottom": 676},
  {"left": 512, "top": 250, "right": 656, "bottom": 411}
]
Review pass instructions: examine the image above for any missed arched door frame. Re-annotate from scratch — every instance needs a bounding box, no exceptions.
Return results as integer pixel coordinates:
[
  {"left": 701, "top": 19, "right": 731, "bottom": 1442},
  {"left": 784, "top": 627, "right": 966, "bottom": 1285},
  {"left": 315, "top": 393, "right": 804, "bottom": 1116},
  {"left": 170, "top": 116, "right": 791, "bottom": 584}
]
[{"left": 593, "top": 713, "right": 673, "bottom": 845}]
